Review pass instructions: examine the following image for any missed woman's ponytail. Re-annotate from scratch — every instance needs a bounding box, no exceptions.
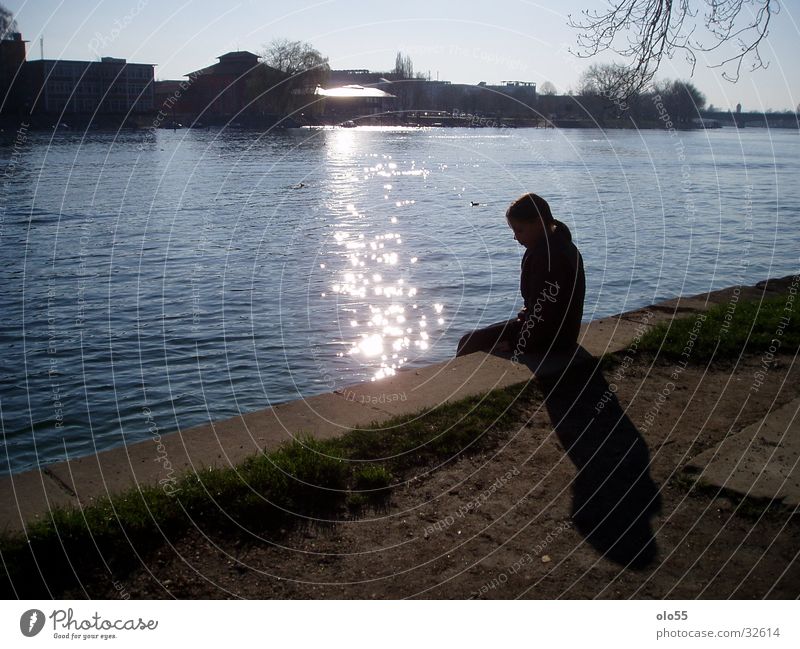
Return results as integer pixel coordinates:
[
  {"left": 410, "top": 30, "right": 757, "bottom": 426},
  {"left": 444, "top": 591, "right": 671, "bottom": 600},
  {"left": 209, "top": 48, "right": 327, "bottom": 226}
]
[
  {"left": 553, "top": 219, "right": 572, "bottom": 242},
  {"left": 506, "top": 193, "right": 572, "bottom": 242}
]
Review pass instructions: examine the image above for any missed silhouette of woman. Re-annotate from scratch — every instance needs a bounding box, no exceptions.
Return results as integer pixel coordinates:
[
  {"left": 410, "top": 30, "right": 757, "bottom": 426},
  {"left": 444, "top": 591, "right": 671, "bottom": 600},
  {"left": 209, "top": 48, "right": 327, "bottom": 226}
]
[{"left": 456, "top": 193, "right": 585, "bottom": 357}]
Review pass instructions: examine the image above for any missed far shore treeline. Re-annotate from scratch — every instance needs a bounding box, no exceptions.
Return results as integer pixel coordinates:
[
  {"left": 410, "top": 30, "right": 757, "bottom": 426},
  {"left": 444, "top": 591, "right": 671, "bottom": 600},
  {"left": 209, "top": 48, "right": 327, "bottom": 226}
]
[{"left": 1, "top": 25, "right": 798, "bottom": 132}]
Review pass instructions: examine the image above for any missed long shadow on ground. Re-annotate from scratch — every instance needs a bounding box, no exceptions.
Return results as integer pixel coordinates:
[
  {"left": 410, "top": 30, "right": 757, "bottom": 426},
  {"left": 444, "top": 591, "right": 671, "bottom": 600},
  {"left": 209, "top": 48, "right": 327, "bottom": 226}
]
[{"left": 524, "top": 348, "right": 662, "bottom": 569}]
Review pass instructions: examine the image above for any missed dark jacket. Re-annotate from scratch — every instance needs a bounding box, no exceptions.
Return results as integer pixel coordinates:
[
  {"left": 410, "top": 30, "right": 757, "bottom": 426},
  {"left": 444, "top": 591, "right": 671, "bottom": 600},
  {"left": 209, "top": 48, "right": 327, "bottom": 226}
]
[{"left": 511, "top": 221, "right": 585, "bottom": 352}]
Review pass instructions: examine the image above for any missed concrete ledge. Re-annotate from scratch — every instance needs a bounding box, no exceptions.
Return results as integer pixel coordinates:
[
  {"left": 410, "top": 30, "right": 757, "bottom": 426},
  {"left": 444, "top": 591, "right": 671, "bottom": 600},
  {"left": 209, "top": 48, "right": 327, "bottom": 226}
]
[
  {"left": 44, "top": 391, "right": 392, "bottom": 510},
  {"left": 578, "top": 316, "right": 655, "bottom": 356},
  {"left": 0, "top": 470, "right": 78, "bottom": 534},
  {"left": 336, "top": 350, "right": 535, "bottom": 417},
  {"left": 0, "top": 350, "right": 586, "bottom": 532},
  {"left": 685, "top": 397, "right": 800, "bottom": 507},
  {"left": 1, "top": 275, "right": 795, "bottom": 532},
  {"left": 644, "top": 296, "right": 712, "bottom": 314},
  {"left": 38, "top": 350, "right": 583, "bottom": 511}
]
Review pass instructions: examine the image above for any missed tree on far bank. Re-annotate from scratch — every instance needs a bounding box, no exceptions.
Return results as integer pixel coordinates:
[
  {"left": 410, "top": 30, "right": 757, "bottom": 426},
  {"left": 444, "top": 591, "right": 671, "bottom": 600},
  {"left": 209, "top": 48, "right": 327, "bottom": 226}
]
[
  {"left": 568, "top": 67, "right": 707, "bottom": 125},
  {"left": 578, "top": 63, "right": 629, "bottom": 98},
  {"left": 245, "top": 59, "right": 289, "bottom": 118},
  {"left": 650, "top": 79, "right": 707, "bottom": 123},
  {"left": 539, "top": 81, "right": 557, "bottom": 95},
  {"left": 0, "top": 3, "right": 17, "bottom": 38},
  {"left": 393, "top": 51, "right": 414, "bottom": 79},
  {"left": 257, "top": 38, "right": 329, "bottom": 116},
  {"left": 570, "top": 0, "right": 776, "bottom": 95},
  {"left": 577, "top": 63, "right": 633, "bottom": 119},
  {"left": 261, "top": 38, "right": 329, "bottom": 87}
]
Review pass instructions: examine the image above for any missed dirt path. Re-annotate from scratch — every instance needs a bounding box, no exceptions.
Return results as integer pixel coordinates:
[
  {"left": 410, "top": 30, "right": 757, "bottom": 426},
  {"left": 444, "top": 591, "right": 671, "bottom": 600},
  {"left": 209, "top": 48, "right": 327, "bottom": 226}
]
[{"left": 66, "top": 352, "right": 800, "bottom": 599}]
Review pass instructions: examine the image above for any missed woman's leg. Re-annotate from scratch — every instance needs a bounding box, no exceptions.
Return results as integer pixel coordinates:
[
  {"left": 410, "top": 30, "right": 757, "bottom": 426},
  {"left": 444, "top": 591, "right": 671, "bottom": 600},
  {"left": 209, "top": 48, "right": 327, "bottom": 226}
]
[{"left": 456, "top": 318, "right": 520, "bottom": 357}]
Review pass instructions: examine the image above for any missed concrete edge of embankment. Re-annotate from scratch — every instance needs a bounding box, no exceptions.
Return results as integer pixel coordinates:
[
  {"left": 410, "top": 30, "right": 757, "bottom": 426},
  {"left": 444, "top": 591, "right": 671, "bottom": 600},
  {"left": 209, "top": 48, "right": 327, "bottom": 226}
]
[{"left": 1, "top": 274, "right": 797, "bottom": 532}]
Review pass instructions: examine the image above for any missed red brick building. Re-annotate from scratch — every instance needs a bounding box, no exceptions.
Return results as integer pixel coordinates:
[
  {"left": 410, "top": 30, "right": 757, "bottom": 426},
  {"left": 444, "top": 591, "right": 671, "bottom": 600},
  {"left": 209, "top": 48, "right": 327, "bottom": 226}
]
[{"left": 177, "top": 50, "right": 286, "bottom": 124}]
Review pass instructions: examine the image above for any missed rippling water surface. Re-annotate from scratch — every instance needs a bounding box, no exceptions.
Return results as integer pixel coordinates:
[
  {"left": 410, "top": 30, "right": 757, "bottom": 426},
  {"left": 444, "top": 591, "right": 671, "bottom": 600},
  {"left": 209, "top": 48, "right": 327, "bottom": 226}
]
[{"left": 1, "top": 125, "right": 797, "bottom": 474}]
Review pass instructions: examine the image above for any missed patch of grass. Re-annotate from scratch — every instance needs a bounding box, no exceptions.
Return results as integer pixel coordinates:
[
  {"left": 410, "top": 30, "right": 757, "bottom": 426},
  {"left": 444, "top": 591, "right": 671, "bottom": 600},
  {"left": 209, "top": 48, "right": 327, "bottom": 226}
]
[
  {"left": 0, "top": 380, "right": 538, "bottom": 597},
  {"left": 339, "top": 383, "right": 533, "bottom": 470},
  {"left": 353, "top": 465, "right": 393, "bottom": 491},
  {"left": 345, "top": 493, "right": 369, "bottom": 512},
  {"left": 637, "top": 293, "right": 799, "bottom": 362}
]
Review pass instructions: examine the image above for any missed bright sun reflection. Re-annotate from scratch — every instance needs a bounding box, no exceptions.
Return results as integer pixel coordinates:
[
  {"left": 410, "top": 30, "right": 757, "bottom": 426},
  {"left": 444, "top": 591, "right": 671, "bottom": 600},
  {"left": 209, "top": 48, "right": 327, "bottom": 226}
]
[
  {"left": 321, "top": 152, "right": 444, "bottom": 381},
  {"left": 356, "top": 333, "right": 384, "bottom": 357}
]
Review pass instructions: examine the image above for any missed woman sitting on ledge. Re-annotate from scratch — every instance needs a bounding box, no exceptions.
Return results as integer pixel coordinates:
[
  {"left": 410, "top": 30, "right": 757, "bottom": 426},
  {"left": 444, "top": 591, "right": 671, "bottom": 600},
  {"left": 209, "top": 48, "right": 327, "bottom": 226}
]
[{"left": 456, "top": 193, "right": 586, "bottom": 358}]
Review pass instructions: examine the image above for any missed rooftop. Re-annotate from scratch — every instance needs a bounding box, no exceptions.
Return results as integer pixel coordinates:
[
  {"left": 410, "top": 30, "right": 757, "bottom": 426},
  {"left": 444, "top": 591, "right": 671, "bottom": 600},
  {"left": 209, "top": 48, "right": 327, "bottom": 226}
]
[{"left": 315, "top": 84, "right": 395, "bottom": 98}]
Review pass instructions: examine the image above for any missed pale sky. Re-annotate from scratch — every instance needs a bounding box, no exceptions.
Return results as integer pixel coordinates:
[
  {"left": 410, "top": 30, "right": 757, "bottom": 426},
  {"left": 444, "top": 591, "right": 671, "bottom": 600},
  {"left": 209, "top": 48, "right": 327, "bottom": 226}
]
[{"left": 5, "top": 0, "right": 800, "bottom": 111}]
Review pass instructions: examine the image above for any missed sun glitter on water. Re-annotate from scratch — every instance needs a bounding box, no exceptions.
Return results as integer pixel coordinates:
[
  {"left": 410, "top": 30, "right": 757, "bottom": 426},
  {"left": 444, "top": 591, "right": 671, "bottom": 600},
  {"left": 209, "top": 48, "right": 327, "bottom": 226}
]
[{"left": 323, "top": 154, "right": 441, "bottom": 381}]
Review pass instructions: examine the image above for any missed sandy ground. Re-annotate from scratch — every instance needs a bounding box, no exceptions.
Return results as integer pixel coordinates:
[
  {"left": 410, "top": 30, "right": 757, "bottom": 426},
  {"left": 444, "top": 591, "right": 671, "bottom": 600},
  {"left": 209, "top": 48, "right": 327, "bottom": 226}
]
[{"left": 63, "top": 351, "right": 799, "bottom": 599}]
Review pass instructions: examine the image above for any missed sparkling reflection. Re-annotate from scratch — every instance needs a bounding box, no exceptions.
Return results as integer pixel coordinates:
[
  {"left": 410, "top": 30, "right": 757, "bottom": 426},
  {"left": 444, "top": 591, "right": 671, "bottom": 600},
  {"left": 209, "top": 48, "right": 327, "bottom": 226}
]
[{"left": 321, "top": 149, "right": 441, "bottom": 381}]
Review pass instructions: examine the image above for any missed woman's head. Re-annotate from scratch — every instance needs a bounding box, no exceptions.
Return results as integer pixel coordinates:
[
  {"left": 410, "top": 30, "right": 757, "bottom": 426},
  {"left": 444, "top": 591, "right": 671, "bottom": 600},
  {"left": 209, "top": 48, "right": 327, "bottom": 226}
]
[{"left": 505, "top": 193, "right": 555, "bottom": 248}]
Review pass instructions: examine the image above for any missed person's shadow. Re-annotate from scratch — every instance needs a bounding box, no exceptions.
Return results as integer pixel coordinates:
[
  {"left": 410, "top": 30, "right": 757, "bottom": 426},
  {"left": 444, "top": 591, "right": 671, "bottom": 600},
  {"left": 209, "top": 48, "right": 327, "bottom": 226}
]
[{"left": 518, "top": 346, "right": 662, "bottom": 569}]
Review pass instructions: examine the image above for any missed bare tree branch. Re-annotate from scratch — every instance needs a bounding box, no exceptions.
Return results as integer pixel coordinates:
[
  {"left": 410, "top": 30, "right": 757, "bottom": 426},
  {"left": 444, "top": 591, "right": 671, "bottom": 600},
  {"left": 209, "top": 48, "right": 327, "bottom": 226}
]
[
  {"left": 569, "top": 0, "right": 776, "bottom": 95},
  {"left": 261, "top": 38, "right": 329, "bottom": 78}
]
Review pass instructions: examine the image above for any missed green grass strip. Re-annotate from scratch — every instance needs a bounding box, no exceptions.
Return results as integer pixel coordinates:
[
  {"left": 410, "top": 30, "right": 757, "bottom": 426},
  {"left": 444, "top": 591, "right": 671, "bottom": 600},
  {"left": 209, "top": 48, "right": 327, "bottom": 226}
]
[
  {"left": 637, "top": 293, "right": 799, "bottom": 362},
  {"left": 1, "top": 379, "right": 538, "bottom": 596}
]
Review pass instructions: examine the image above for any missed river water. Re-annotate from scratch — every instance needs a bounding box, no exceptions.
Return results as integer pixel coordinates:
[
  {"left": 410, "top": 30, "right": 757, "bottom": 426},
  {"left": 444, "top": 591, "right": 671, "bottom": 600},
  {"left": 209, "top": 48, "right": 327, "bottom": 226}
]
[{"left": 0, "top": 125, "right": 797, "bottom": 474}]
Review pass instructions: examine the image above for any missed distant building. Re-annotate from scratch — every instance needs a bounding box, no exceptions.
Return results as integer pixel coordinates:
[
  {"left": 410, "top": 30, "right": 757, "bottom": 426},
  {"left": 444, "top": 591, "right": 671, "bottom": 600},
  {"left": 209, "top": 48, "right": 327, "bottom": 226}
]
[
  {"left": 329, "top": 69, "right": 376, "bottom": 85},
  {"left": 328, "top": 69, "right": 401, "bottom": 86},
  {"left": 21, "top": 57, "right": 154, "bottom": 115},
  {"left": 691, "top": 117, "right": 721, "bottom": 129},
  {"left": 322, "top": 70, "right": 539, "bottom": 120},
  {"left": 179, "top": 51, "right": 285, "bottom": 123},
  {"left": 153, "top": 79, "right": 183, "bottom": 106},
  {"left": 0, "top": 32, "right": 154, "bottom": 119},
  {"left": 314, "top": 84, "right": 396, "bottom": 122},
  {"left": 327, "top": 69, "right": 452, "bottom": 120},
  {"left": 481, "top": 80, "right": 537, "bottom": 102},
  {"left": 0, "top": 33, "right": 27, "bottom": 113}
]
